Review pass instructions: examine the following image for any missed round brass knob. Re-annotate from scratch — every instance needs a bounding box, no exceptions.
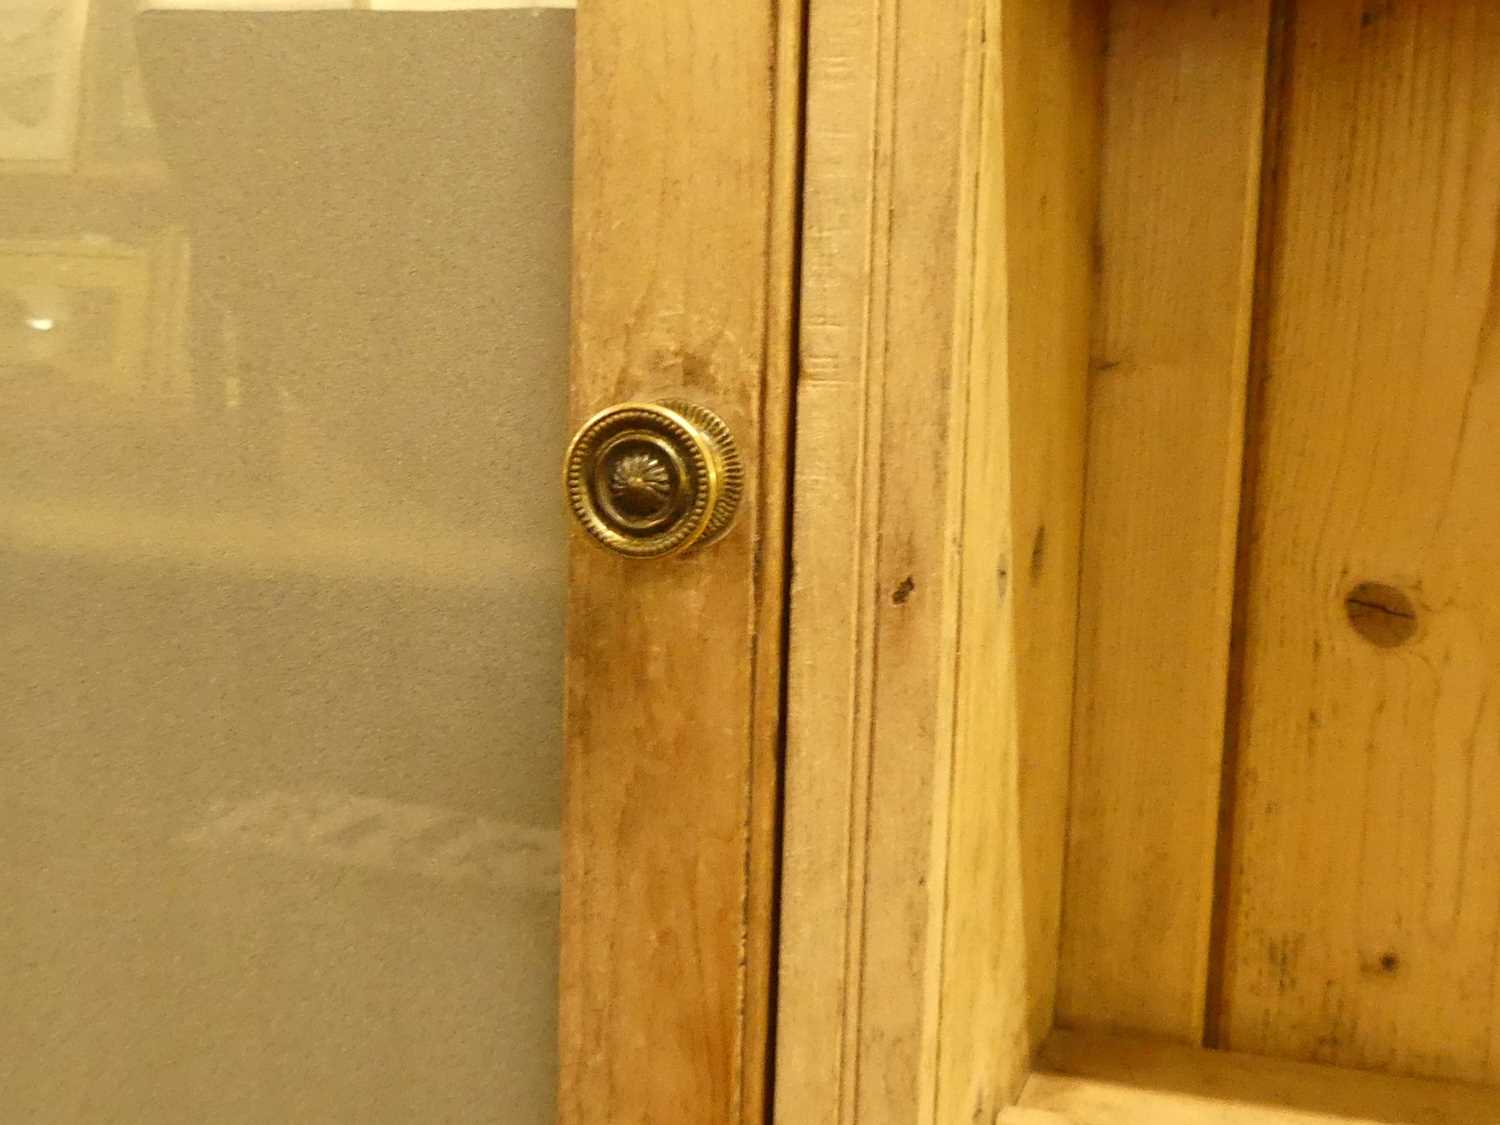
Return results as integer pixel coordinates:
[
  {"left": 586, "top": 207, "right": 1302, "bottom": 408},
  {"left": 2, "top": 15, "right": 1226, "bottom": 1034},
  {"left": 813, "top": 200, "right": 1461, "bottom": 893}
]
[{"left": 564, "top": 400, "right": 743, "bottom": 559}]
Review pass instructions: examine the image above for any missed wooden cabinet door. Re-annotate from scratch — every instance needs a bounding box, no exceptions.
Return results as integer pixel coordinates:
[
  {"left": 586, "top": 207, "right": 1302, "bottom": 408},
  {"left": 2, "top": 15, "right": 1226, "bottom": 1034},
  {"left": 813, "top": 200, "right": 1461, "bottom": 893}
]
[
  {"left": 560, "top": 1, "right": 800, "bottom": 1122},
  {"left": 0, "top": 2, "right": 797, "bottom": 1122}
]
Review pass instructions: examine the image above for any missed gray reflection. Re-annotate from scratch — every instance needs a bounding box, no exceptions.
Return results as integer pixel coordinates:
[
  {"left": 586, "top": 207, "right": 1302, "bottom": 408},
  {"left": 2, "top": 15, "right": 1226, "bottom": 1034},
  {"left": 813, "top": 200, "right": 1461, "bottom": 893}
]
[{"left": 0, "top": 7, "right": 572, "bottom": 1122}]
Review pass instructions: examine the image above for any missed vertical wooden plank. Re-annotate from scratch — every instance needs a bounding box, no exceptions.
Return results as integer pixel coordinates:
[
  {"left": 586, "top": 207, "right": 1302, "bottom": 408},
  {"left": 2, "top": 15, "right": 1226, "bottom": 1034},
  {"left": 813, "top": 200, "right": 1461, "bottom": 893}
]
[
  {"left": 936, "top": 0, "right": 1100, "bottom": 1117},
  {"left": 1221, "top": 0, "right": 1500, "bottom": 1084},
  {"left": 777, "top": 0, "right": 977, "bottom": 1118},
  {"left": 1056, "top": 0, "right": 1272, "bottom": 1042},
  {"left": 850, "top": 2, "right": 980, "bottom": 1117},
  {"left": 773, "top": 0, "right": 886, "bottom": 1117},
  {"left": 778, "top": 0, "right": 1099, "bottom": 1119},
  {"left": 558, "top": 0, "right": 801, "bottom": 1120}
]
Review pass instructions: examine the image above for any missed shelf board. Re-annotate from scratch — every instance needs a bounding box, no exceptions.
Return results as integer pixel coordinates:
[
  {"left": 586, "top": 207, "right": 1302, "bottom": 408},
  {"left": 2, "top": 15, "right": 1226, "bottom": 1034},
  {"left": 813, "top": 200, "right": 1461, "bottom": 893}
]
[{"left": 1007, "top": 1030, "right": 1500, "bottom": 1125}]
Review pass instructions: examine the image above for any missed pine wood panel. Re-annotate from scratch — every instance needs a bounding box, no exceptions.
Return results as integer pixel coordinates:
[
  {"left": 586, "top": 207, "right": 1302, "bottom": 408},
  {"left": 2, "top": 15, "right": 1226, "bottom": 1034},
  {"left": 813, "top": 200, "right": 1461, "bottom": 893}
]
[
  {"left": 776, "top": 0, "right": 1096, "bottom": 1119},
  {"left": 772, "top": 0, "right": 893, "bottom": 1117},
  {"left": 775, "top": 0, "right": 977, "bottom": 1117},
  {"left": 558, "top": 1, "right": 801, "bottom": 1120},
  {"left": 1220, "top": 0, "right": 1500, "bottom": 1084},
  {"left": 936, "top": 0, "right": 1099, "bottom": 1117},
  {"left": 1008, "top": 1031, "right": 1500, "bottom": 1125},
  {"left": 1057, "top": 0, "right": 1272, "bottom": 1042}
]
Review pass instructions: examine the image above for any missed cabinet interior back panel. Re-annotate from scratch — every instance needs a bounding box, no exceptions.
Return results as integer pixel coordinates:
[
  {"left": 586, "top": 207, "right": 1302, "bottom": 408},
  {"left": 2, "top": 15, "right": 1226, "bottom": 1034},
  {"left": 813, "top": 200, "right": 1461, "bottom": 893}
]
[{"left": 1219, "top": 0, "right": 1500, "bottom": 1084}]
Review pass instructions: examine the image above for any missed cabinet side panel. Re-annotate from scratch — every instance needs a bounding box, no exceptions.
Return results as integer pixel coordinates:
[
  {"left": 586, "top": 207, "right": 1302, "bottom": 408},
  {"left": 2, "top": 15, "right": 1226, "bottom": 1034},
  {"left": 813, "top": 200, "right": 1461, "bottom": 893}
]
[
  {"left": 935, "top": 0, "right": 1101, "bottom": 1117},
  {"left": 1057, "top": 0, "right": 1271, "bottom": 1042},
  {"left": 1221, "top": 0, "right": 1500, "bottom": 1083}
]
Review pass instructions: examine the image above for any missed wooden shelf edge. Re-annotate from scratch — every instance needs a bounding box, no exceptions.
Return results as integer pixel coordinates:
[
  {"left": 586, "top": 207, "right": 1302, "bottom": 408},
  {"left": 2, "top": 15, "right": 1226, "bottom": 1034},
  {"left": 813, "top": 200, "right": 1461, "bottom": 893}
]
[{"left": 1006, "top": 1029, "right": 1500, "bottom": 1125}]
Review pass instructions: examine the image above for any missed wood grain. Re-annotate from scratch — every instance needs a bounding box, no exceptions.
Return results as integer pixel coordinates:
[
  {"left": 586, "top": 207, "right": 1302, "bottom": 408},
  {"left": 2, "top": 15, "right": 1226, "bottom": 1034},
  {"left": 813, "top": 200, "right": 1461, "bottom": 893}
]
[
  {"left": 775, "top": 0, "right": 975, "bottom": 1118},
  {"left": 1009, "top": 1030, "right": 1500, "bottom": 1125},
  {"left": 558, "top": 1, "right": 800, "bottom": 1120},
  {"left": 773, "top": 0, "right": 890, "bottom": 1112},
  {"left": 935, "top": 0, "right": 1100, "bottom": 1118},
  {"left": 1057, "top": 0, "right": 1273, "bottom": 1043},
  {"left": 777, "top": 0, "right": 1097, "bottom": 1120},
  {"left": 1220, "top": 0, "right": 1500, "bottom": 1084}
]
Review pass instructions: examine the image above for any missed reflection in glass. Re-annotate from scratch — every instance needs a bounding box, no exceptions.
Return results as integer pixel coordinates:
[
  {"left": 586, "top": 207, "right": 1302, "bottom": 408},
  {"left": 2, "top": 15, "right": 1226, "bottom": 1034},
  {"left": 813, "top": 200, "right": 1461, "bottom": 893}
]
[{"left": 1, "top": 6, "right": 572, "bottom": 1120}]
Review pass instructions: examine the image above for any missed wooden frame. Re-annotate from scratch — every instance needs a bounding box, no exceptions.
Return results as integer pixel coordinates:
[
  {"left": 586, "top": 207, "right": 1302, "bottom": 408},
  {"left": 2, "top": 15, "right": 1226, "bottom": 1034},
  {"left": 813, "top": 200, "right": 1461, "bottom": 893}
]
[
  {"left": 778, "top": 0, "right": 1097, "bottom": 1118},
  {"left": 559, "top": 1, "right": 802, "bottom": 1122},
  {"left": 780, "top": 1, "right": 1500, "bottom": 1122},
  {"left": 4, "top": 1, "right": 803, "bottom": 1119}
]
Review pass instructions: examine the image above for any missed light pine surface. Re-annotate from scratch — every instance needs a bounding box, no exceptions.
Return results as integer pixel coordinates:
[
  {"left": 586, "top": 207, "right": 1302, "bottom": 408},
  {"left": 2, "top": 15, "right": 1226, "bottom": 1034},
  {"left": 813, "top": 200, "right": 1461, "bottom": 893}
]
[
  {"left": 1219, "top": 0, "right": 1500, "bottom": 1084},
  {"left": 772, "top": 0, "right": 895, "bottom": 1115},
  {"left": 936, "top": 0, "right": 1099, "bottom": 1118},
  {"left": 1056, "top": 0, "right": 1273, "bottom": 1044},
  {"left": 775, "top": 0, "right": 980, "bottom": 1117},
  {"left": 1006, "top": 1031, "right": 1500, "bottom": 1124},
  {"left": 787, "top": 0, "right": 1500, "bottom": 1113},
  {"left": 558, "top": 0, "right": 801, "bottom": 1120},
  {"left": 776, "top": 0, "right": 1096, "bottom": 1120}
]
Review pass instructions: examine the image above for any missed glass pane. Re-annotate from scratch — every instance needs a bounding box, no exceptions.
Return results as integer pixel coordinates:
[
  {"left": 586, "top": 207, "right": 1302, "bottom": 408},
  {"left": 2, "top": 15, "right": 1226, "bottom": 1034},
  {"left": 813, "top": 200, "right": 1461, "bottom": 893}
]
[{"left": 0, "top": 4, "right": 572, "bottom": 1120}]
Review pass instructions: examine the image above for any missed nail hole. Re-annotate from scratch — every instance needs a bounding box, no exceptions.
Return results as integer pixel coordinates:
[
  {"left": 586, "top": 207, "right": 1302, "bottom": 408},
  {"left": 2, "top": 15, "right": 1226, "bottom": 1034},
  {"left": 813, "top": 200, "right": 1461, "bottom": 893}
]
[
  {"left": 1029, "top": 525, "right": 1047, "bottom": 581},
  {"left": 1344, "top": 582, "right": 1418, "bottom": 647},
  {"left": 891, "top": 575, "right": 915, "bottom": 605},
  {"left": 1360, "top": 949, "right": 1403, "bottom": 977}
]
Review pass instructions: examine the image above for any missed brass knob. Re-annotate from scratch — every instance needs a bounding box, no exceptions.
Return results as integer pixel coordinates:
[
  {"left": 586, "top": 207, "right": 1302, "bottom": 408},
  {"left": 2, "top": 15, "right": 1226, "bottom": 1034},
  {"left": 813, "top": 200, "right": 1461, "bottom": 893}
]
[{"left": 564, "top": 400, "right": 743, "bottom": 559}]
